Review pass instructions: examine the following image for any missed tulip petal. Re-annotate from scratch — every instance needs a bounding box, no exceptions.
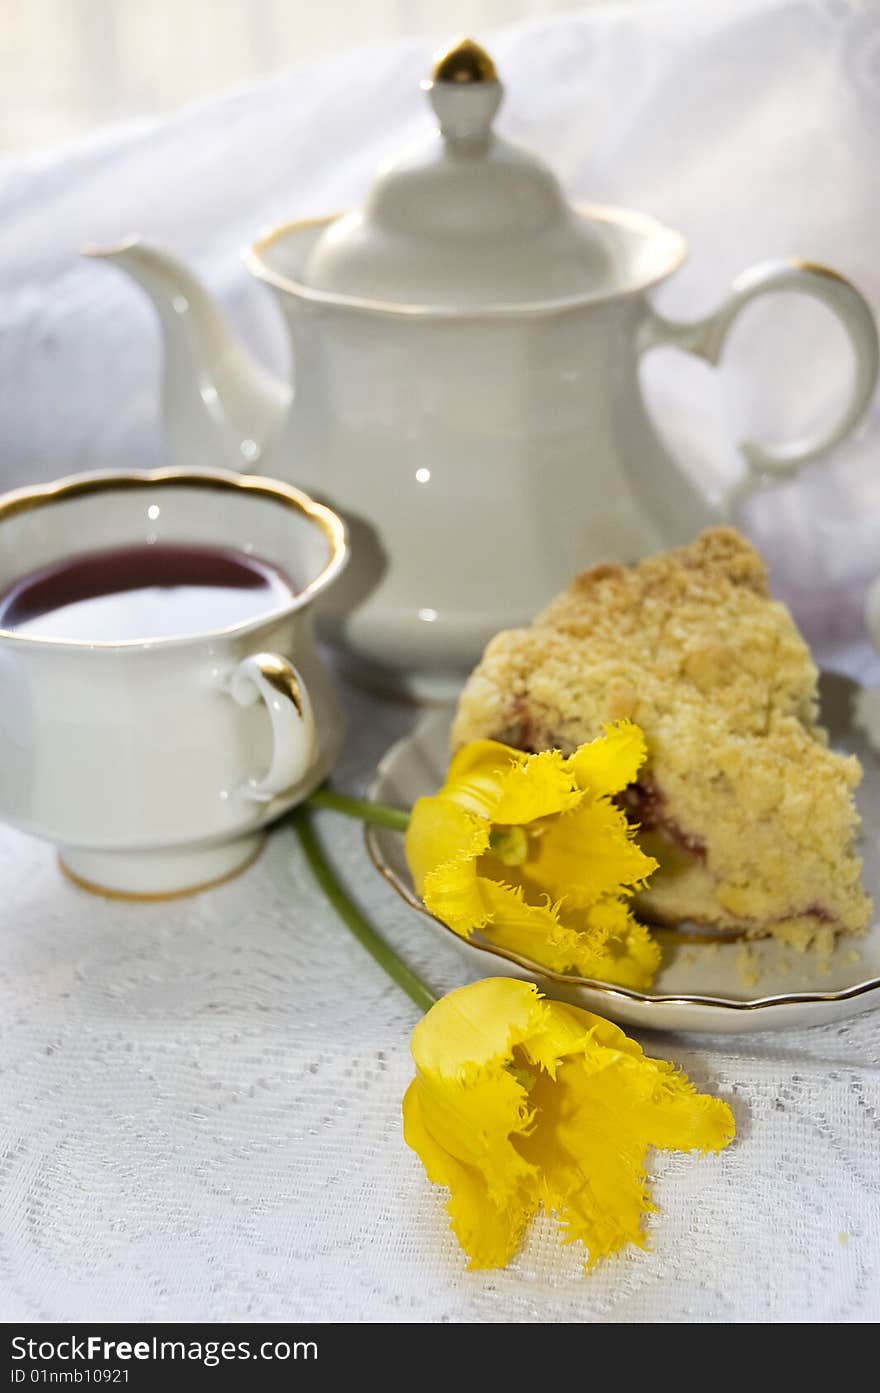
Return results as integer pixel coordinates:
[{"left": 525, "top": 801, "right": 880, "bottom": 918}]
[
  {"left": 518, "top": 997, "right": 646, "bottom": 1078},
  {"left": 407, "top": 797, "right": 491, "bottom": 935},
  {"left": 580, "top": 898, "right": 663, "bottom": 989},
  {"left": 568, "top": 720, "right": 648, "bottom": 797},
  {"left": 523, "top": 798, "right": 657, "bottom": 908},
  {"left": 446, "top": 741, "right": 580, "bottom": 824},
  {"left": 477, "top": 879, "right": 660, "bottom": 988},
  {"left": 403, "top": 982, "right": 735, "bottom": 1273},
  {"left": 516, "top": 1006, "right": 735, "bottom": 1266},
  {"left": 623, "top": 1061, "right": 738, "bottom": 1154},
  {"left": 476, "top": 877, "right": 600, "bottom": 976},
  {"left": 410, "top": 975, "right": 546, "bottom": 1076},
  {"left": 414, "top": 1069, "right": 536, "bottom": 1197},
  {"left": 406, "top": 795, "right": 488, "bottom": 896},
  {"left": 521, "top": 1058, "right": 657, "bottom": 1263},
  {"left": 404, "top": 726, "right": 662, "bottom": 989},
  {"left": 406, "top": 981, "right": 544, "bottom": 1268},
  {"left": 403, "top": 1082, "right": 534, "bottom": 1270},
  {"left": 409, "top": 981, "right": 539, "bottom": 1204}
]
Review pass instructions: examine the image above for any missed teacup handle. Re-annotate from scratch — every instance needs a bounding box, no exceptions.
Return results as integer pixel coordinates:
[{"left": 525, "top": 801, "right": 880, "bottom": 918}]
[
  {"left": 230, "top": 652, "right": 316, "bottom": 801},
  {"left": 641, "top": 258, "right": 879, "bottom": 510}
]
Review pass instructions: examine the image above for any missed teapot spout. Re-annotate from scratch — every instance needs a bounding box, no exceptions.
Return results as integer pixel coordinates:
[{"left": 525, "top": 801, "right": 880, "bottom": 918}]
[{"left": 85, "top": 238, "right": 290, "bottom": 471}]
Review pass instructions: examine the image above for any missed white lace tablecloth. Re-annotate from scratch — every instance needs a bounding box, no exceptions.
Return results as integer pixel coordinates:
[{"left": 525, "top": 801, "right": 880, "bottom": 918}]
[{"left": 2, "top": 0, "right": 880, "bottom": 1322}]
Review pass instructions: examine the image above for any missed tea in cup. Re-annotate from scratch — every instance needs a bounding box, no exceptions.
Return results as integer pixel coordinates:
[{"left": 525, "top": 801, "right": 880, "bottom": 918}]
[{"left": 0, "top": 467, "right": 347, "bottom": 896}]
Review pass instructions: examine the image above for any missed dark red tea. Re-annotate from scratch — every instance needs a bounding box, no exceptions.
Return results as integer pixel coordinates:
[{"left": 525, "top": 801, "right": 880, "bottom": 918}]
[{"left": 0, "top": 542, "right": 295, "bottom": 641}]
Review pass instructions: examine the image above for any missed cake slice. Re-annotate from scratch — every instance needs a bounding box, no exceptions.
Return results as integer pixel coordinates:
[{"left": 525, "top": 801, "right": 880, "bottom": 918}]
[{"left": 452, "top": 528, "right": 870, "bottom": 948}]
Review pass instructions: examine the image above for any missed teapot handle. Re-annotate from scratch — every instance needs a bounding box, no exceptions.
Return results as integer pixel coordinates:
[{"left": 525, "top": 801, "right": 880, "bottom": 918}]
[{"left": 640, "top": 258, "right": 879, "bottom": 512}]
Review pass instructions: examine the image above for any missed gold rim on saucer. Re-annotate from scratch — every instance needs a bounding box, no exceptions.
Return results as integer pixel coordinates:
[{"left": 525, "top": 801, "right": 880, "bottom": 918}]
[{"left": 364, "top": 822, "right": 880, "bottom": 1014}]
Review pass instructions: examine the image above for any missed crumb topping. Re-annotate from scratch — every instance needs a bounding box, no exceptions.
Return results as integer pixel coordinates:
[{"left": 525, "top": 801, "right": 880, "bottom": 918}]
[{"left": 452, "top": 528, "right": 871, "bottom": 945}]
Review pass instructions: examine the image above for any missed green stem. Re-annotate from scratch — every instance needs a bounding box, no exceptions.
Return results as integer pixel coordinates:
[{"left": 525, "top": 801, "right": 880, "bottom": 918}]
[
  {"left": 305, "top": 785, "right": 411, "bottom": 833},
  {"left": 293, "top": 806, "right": 437, "bottom": 1014}
]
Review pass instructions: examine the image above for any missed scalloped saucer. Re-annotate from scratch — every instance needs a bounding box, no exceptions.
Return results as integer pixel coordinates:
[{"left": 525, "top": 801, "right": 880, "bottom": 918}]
[{"left": 366, "top": 675, "right": 880, "bottom": 1033}]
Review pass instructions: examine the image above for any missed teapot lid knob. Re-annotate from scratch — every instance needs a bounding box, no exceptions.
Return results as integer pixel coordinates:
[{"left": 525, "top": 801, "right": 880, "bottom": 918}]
[
  {"left": 430, "top": 36, "right": 497, "bottom": 83},
  {"left": 297, "top": 32, "right": 657, "bottom": 307},
  {"left": 422, "top": 37, "right": 503, "bottom": 147}
]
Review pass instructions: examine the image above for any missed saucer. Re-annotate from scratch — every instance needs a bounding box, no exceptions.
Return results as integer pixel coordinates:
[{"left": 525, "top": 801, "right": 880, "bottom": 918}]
[{"left": 366, "top": 677, "right": 880, "bottom": 1033}]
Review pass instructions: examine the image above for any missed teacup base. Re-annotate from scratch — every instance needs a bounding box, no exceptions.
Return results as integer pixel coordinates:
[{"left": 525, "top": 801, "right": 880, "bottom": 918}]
[{"left": 59, "top": 833, "right": 264, "bottom": 901}]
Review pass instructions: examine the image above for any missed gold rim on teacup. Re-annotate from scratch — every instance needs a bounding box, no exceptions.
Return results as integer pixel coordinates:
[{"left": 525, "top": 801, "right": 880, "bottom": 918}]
[
  {"left": 0, "top": 466, "right": 348, "bottom": 649},
  {"left": 0, "top": 465, "right": 349, "bottom": 898}
]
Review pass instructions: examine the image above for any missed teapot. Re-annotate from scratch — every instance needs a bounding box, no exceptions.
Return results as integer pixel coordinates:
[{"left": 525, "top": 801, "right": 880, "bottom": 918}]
[{"left": 90, "top": 38, "right": 879, "bottom": 700}]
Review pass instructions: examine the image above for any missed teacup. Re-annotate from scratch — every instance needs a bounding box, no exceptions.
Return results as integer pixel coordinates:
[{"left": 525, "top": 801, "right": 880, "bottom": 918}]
[{"left": 0, "top": 467, "right": 347, "bottom": 897}]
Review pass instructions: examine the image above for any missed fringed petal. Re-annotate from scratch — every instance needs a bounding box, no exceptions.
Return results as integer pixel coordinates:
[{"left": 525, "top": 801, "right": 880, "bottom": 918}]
[
  {"left": 404, "top": 726, "right": 662, "bottom": 989},
  {"left": 405, "top": 981, "right": 545, "bottom": 1269},
  {"left": 567, "top": 720, "right": 648, "bottom": 797},
  {"left": 476, "top": 878, "right": 610, "bottom": 978},
  {"left": 405, "top": 796, "right": 488, "bottom": 896},
  {"left": 409, "top": 977, "right": 546, "bottom": 1078},
  {"left": 403, "top": 982, "right": 735, "bottom": 1274},
  {"left": 578, "top": 898, "right": 663, "bottom": 989},
  {"left": 523, "top": 798, "right": 657, "bottom": 908},
  {"left": 517, "top": 1002, "right": 735, "bottom": 1267},
  {"left": 407, "top": 797, "right": 491, "bottom": 937},
  {"left": 403, "top": 1082, "right": 534, "bottom": 1270},
  {"left": 445, "top": 741, "right": 580, "bottom": 824}
]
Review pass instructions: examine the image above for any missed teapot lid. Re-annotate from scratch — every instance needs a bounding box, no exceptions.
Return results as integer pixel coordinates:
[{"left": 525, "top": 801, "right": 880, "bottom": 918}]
[{"left": 301, "top": 38, "right": 625, "bottom": 308}]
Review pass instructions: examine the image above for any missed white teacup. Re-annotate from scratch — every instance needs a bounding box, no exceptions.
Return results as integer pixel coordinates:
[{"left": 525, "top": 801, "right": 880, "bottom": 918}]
[{"left": 0, "top": 467, "right": 347, "bottom": 897}]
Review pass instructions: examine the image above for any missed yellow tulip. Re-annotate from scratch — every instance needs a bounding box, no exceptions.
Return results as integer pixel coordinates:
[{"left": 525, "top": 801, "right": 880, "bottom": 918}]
[
  {"left": 403, "top": 977, "right": 735, "bottom": 1271},
  {"left": 405, "top": 722, "right": 660, "bottom": 988}
]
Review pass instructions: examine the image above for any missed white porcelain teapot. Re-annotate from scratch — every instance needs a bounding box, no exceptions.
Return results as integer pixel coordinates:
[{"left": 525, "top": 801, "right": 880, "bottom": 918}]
[{"left": 92, "top": 38, "right": 879, "bottom": 699}]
